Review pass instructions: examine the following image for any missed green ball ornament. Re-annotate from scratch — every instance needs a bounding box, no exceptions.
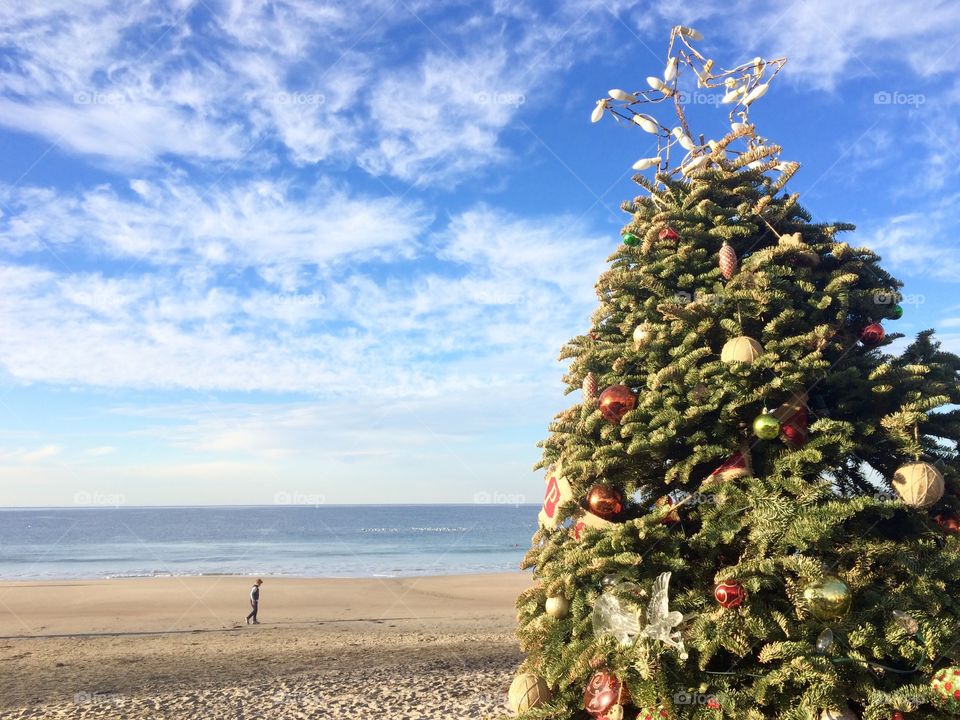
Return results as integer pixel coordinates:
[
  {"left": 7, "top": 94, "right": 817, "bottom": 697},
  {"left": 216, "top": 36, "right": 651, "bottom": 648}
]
[
  {"left": 931, "top": 667, "right": 960, "bottom": 713},
  {"left": 802, "top": 575, "right": 852, "bottom": 621},
  {"left": 890, "top": 304, "right": 904, "bottom": 319},
  {"left": 753, "top": 412, "right": 781, "bottom": 440},
  {"left": 621, "top": 231, "right": 641, "bottom": 247}
]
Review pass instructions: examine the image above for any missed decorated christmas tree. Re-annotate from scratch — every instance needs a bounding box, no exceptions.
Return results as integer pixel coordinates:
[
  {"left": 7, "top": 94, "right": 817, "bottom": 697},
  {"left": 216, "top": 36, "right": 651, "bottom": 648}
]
[{"left": 509, "top": 27, "right": 960, "bottom": 720}]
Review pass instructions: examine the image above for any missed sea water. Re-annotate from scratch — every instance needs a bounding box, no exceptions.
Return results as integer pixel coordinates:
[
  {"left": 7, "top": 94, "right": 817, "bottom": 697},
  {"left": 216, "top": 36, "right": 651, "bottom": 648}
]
[{"left": 0, "top": 505, "right": 537, "bottom": 580}]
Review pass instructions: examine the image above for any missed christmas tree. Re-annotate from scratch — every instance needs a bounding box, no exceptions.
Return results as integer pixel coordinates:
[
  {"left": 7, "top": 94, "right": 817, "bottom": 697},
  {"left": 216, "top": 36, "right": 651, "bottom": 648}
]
[{"left": 509, "top": 27, "right": 960, "bottom": 720}]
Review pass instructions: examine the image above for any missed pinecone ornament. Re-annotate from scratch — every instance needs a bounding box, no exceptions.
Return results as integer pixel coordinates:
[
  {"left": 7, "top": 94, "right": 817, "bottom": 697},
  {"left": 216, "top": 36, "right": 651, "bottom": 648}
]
[
  {"left": 719, "top": 241, "right": 738, "bottom": 280},
  {"left": 582, "top": 372, "right": 599, "bottom": 403}
]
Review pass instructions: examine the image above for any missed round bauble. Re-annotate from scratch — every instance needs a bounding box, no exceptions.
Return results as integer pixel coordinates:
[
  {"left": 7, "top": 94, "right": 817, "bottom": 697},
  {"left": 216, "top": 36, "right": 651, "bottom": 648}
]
[
  {"left": 598, "top": 385, "right": 637, "bottom": 424},
  {"left": 659, "top": 226, "right": 680, "bottom": 241},
  {"left": 508, "top": 673, "right": 551, "bottom": 713},
  {"left": 803, "top": 575, "right": 852, "bottom": 622},
  {"left": 815, "top": 627, "right": 834, "bottom": 653},
  {"left": 587, "top": 484, "right": 625, "bottom": 520},
  {"left": 934, "top": 512, "right": 960, "bottom": 533},
  {"left": 860, "top": 322, "right": 885, "bottom": 347},
  {"left": 600, "top": 574, "right": 620, "bottom": 590},
  {"left": 714, "top": 580, "right": 747, "bottom": 608},
  {"left": 753, "top": 412, "right": 781, "bottom": 440},
  {"left": 892, "top": 462, "right": 944, "bottom": 508},
  {"left": 819, "top": 706, "right": 857, "bottom": 720},
  {"left": 779, "top": 233, "right": 820, "bottom": 267},
  {"left": 545, "top": 595, "right": 570, "bottom": 619},
  {"left": 931, "top": 667, "right": 960, "bottom": 713},
  {"left": 633, "top": 323, "right": 653, "bottom": 348},
  {"left": 622, "top": 231, "right": 641, "bottom": 247},
  {"left": 890, "top": 304, "right": 904, "bottom": 319},
  {"left": 584, "top": 670, "right": 629, "bottom": 717},
  {"left": 721, "top": 336, "right": 764, "bottom": 364}
]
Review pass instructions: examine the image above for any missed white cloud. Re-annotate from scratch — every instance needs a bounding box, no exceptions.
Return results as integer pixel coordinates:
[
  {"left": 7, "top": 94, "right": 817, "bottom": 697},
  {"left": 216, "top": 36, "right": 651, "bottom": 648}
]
[
  {"left": 858, "top": 195, "right": 960, "bottom": 282},
  {"left": 84, "top": 446, "right": 117, "bottom": 456},
  {"left": 7, "top": 444, "right": 64, "bottom": 463},
  {"left": 631, "top": 0, "right": 960, "bottom": 90},
  {"left": 0, "top": 179, "right": 431, "bottom": 269},
  {"left": 0, "top": 194, "right": 604, "bottom": 393}
]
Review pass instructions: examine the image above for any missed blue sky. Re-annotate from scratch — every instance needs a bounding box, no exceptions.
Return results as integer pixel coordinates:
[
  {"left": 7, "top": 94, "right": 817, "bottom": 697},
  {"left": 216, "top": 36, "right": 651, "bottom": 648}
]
[{"left": 0, "top": 0, "right": 958, "bottom": 506}]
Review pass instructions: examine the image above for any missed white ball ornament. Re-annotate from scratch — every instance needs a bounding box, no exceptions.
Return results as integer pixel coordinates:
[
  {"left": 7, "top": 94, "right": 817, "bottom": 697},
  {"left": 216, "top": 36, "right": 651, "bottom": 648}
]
[
  {"left": 545, "top": 595, "right": 570, "bottom": 619},
  {"left": 507, "top": 673, "right": 551, "bottom": 713},
  {"left": 720, "top": 336, "right": 764, "bottom": 364},
  {"left": 892, "top": 462, "right": 944, "bottom": 508},
  {"left": 632, "top": 323, "right": 653, "bottom": 348}
]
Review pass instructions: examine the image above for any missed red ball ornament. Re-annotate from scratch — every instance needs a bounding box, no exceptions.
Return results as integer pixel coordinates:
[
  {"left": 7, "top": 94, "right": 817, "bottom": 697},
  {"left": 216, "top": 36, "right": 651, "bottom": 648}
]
[
  {"left": 860, "top": 322, "right": 886, "bottom": 346},
  {"left": 586, "top": 484, "right": 625, "bottom": 520},
  {"left": 584, "top": 670, "right": 629, "bottom": 717},
  {"left": 779, "top": 402, "right": 809, "bottom": 448},
  {"left": 714, "top": 580, "right": 747, "bottom": 608},
  {"left": 658, "top": 226, "right": 680, "bottom": 241},
  {"left": 890, "top": 712, "right": 904, "bottom": 720},
  {"left": 934, "top": 513, "right": 960, "bottom": 534},
  {"left": 598, "top": 385, "right": 637, "bottom": 424}
]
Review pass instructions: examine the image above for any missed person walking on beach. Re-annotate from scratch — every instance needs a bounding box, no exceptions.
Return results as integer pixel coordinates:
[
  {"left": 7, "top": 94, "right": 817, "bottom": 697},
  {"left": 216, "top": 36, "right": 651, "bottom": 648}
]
[{"left": 245, "top": 579, "right": 262, "bottom": 625}]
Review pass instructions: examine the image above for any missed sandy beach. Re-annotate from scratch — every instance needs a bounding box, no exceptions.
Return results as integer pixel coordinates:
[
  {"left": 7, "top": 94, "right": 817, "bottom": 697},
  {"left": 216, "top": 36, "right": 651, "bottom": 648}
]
[{"left": 0, "top": 573, "right": 529, "bottom": 718}]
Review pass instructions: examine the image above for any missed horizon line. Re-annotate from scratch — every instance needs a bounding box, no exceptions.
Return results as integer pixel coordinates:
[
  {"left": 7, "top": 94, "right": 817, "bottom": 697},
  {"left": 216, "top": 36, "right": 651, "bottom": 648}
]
[{"left": 0, "top": 502, "right": 541, "bottom": 510}]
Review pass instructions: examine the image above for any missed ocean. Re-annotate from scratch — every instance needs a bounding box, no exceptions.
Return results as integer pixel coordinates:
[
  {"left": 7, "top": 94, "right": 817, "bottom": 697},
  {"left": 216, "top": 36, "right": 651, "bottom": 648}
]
[{"left": 0, "top": 505, "right": 538, "bottom": 580}]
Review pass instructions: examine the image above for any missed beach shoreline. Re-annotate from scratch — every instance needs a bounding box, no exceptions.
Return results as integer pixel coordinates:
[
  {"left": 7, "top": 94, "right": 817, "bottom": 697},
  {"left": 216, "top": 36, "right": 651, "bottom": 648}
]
[{"left": 0, "top": 573, "right": 529, "bottom": 718}]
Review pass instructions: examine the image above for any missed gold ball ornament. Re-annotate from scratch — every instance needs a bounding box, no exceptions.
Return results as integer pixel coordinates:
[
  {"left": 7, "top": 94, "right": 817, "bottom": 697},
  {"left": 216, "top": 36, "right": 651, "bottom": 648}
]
[
  {"left": 721, "top": 336, "right": 764, "bottom": 364},
  {"left": 803, "top": 575, "right": 852, "bottom": 622},
  {"left": 545, "top": 595, "right": 570, "bottom": 619},
  {"left": 891, "top": 462, "right": 944, "bottom": 508},
  {"left": 779, "top": 232, "right": 820, "bottom": 267},
  {"left": 507, "top": 673, "right": 552, "bottom": 713}
]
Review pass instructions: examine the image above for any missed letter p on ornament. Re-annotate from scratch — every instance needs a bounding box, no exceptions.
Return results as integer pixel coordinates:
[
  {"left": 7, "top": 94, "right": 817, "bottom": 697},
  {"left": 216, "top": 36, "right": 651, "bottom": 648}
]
[{"left": 538, "top": 464, "right": 574, "bottom": 528}]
